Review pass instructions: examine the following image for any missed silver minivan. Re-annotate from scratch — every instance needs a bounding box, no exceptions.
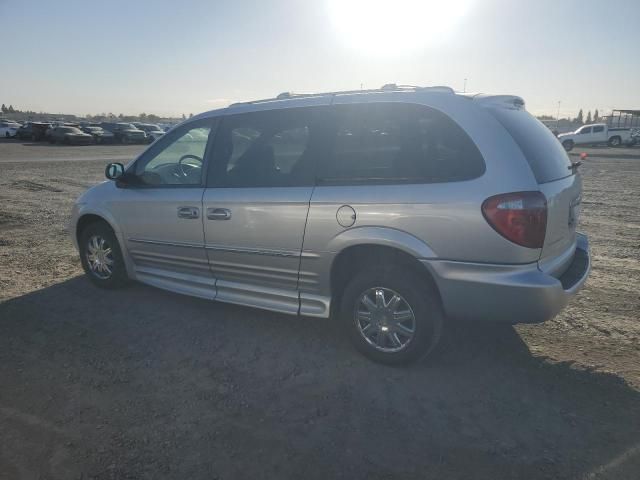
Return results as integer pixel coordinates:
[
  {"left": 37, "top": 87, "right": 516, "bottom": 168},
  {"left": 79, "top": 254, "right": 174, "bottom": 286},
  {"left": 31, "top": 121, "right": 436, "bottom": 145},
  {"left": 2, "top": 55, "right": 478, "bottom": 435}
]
[{"left": 70, "top": 85, "right": 590, "bottom": 364}]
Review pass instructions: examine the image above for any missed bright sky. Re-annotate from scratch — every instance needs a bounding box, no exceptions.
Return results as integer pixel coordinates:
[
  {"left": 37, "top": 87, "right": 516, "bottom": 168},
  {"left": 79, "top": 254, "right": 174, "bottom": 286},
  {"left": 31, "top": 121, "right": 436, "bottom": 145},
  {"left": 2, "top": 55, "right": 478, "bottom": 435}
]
[{"left": 1, "top": 0, "right": 638, "bottom": 118}]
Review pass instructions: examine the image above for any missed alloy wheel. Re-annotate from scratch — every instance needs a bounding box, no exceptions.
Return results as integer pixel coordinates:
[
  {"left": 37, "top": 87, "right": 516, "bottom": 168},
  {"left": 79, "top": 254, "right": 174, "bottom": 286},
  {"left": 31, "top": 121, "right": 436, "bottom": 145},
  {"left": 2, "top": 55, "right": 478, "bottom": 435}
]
[
  {"left": 354, "top": 287, "right": 417, "bottom": 353},
  {"left": 85, "top": 235, "right": 114, "bottom": 279}
]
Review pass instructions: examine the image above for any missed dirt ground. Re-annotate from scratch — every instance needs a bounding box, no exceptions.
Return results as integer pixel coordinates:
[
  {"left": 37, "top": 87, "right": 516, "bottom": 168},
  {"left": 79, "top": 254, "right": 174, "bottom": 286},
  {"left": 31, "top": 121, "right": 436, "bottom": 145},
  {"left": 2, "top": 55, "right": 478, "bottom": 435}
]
[{"left": 0, "top": 139, "right": 639, "bottom": 479}]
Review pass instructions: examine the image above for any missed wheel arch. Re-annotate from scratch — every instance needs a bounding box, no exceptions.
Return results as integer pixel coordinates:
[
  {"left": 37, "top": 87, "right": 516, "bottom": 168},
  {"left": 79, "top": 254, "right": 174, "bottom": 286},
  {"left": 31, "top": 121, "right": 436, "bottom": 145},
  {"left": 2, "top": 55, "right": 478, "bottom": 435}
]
[
  {"left": 329, "top": 240, "right": 443, "bottom": 315},
  {"left": 75, "top": 212, "right": 118, "bottom": 245},
  {"left": 75, "top": 209, "right": 135, "bottom": 280}
]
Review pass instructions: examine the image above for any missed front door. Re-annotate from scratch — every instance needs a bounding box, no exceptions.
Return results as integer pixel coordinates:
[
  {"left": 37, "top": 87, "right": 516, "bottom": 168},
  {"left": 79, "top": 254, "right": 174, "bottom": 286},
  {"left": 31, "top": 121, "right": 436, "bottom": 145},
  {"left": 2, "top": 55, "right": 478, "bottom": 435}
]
[
  {"left": 576, "top": 126, "right": 593, "bottom": 145},
  {"left": 109, "top": 119, "right": 217, "bottom": 299},
  {"left": 202, "top": 106, "right": 327, "bottom": 314}
]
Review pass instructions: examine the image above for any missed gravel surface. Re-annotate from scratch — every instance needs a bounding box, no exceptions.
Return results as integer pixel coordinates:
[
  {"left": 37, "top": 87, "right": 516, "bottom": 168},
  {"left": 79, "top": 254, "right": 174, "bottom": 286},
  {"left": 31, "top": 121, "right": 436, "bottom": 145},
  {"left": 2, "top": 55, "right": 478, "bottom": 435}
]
[{"left": 0, "top": 140, "right": 639, "bottom": 479}]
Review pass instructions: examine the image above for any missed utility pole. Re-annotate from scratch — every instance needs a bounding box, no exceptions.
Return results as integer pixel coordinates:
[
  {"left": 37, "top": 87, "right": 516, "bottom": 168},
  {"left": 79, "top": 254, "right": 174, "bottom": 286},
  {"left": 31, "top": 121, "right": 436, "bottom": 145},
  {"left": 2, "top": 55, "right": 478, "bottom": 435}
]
[
  {"left": 556, "top": 101, "right": 561, "bottom": 130},
  {"left": 463, "top": 78, "right": 467, "bottom": 93}
]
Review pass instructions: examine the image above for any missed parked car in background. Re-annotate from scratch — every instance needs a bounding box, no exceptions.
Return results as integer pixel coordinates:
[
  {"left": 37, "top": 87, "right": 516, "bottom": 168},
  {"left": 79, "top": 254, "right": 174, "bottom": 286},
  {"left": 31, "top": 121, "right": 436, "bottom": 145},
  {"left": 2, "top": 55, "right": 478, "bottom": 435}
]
[
  {"left": 0, "top": 120, "right": 20, "bottom": 138},
  {"left": 134, "top": 123, "right": 165, "bottom": 143},
  {"left": 100, "top": 122, "right": 147, "bottom": 144},
  {"left": 558, "top": 123, "right": 635, "bottom": 151},
  {"left": 81, "top": 125, "right": 115, "bottom": 144},
  {"left": 45, "top": 122, "right": 80, "bottom": 141},
  {"left": 48, "top": 126, "right": 94, "bottom": 145},
  {"left": 71, "top": 85, "right": 590, "bottom": 365},
  {"left": 158, "top": 123, "right": 175, "bottom": 132},
  {"left": 16, "top": 122, "right": 52, "bottom": 141}
]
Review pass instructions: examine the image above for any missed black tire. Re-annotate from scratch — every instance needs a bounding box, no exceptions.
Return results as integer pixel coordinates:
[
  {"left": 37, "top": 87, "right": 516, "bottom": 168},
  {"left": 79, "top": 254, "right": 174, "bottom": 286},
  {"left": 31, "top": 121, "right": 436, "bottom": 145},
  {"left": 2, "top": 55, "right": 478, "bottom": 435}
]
[
  {"left": 121, "top": 136, "right": 129, "bottom": 145},
  {"left": 608, "top": 136, "right": 621, "bottom": 147},
  {"left": 5, "top": 132, "right": 9, "bottom": 138},
  {"left": 562, "top": 140, "right": 574, "bottom": 152},
  {"left": 340, "top": 266, "right": 444, "bottom": 365},
  {"left": 79, "top": 221, "right": 129, "bottom": 289}
]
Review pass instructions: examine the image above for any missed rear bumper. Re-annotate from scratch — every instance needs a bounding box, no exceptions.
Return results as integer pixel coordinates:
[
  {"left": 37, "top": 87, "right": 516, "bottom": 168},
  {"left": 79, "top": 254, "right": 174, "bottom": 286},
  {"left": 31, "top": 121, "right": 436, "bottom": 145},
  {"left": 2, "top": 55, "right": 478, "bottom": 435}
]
[{"left": 422, "top": 233, "right": 590, "bottom": 324}]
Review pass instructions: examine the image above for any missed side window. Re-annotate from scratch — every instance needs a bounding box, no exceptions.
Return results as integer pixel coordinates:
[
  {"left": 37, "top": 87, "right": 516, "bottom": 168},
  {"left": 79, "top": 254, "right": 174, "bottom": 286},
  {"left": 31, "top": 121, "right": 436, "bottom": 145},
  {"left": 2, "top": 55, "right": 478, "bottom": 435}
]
[
  {"left": 593, "top": 126, "right": 604, "bottom": 133},
  {"left": 318, "top": 103, "right": 485, "bottom": 185},
  {"left": 580, "top": 127, "right": 592, "bottom": 134},
  {"left": 133, "top": 121, "right": 213, "bottom": 186},
  {"left": 209, "top": 108, "right": 317, "bottom": 188},
  {"left": 227, "top": 127, "right": 261, "bottom": 172}
]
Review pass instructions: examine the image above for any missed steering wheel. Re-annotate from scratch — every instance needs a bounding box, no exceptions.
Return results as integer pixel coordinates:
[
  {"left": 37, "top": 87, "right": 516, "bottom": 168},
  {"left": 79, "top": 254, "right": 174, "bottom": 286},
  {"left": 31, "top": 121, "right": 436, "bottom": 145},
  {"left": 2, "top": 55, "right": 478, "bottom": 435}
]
[{"left": 177, "top": 154, "right": 203, "bottom": 178}]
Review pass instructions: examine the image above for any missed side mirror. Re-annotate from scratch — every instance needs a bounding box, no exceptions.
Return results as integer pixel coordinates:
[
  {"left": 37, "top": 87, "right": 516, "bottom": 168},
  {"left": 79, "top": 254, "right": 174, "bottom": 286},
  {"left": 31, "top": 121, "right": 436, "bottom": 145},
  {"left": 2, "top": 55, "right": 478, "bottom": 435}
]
[{"left": 105, "top": 162, "right": 125, "bottom": 180}]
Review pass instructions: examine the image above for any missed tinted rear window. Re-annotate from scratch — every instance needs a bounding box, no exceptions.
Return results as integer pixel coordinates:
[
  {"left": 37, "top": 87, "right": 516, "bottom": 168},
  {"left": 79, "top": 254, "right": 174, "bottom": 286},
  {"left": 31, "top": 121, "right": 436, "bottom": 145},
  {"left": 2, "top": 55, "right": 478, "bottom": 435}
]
[
  {"left": 490, "top": 108, "right": 572, "bottom": 183},
  {"left": 318, "top": 103, "right": 485, "bottom": 185}
]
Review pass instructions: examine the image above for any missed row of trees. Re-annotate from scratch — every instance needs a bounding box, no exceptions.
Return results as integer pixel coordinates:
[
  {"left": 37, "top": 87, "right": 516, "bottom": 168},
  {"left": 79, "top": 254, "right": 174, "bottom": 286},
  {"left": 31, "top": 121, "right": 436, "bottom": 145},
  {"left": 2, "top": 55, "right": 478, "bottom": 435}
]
[
  {"left": 1, "top": 103, "right": 186, "bottom": 124},
  {"left": 574, "top": 109, "right": 600, "bottom": 125},
  {"left": 1, "top": 104, "right": 24, "bottom": 114},
  {"left": 539, "top": 109, "right": 603, "bottom": 125},
  {"left": 84, "top": 112, "right": 190, "bottom": 123}
]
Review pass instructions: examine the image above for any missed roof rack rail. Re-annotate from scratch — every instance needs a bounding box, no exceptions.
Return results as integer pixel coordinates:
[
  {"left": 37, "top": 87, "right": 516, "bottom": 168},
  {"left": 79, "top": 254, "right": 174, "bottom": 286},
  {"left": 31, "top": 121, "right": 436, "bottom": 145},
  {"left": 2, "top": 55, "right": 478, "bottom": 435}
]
[{"left": 229, "top": 84, "right": 455, "bottom": 106}]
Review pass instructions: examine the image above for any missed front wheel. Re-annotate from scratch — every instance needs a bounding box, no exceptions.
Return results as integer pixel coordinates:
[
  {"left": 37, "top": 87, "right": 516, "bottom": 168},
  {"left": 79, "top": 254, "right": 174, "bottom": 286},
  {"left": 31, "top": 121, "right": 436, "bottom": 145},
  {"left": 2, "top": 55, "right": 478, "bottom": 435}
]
[
  {"left": 562, "top": 140, "right": 574, "bottom": 152},
  {"left": 79, "top": 222, "right": 129, "bottom": 289},
  {"left": 340, "top": 267, "right": 444, "bottom": 365}
]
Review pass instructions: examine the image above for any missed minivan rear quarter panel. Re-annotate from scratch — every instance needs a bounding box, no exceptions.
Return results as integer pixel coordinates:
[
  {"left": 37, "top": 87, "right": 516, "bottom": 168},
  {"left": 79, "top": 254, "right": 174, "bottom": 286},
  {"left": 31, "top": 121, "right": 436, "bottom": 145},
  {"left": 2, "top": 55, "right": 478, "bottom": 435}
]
[{"left": 298, "top": 93, "right": 546, "bottom": 307}]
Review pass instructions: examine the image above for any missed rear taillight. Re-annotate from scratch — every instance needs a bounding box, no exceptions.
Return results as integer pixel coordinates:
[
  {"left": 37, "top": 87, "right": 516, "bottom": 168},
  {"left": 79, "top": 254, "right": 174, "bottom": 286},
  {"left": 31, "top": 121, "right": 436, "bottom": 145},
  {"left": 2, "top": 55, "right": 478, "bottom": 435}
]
[{"left": 482, "top": 191, "right": 547, "bottom": 248}]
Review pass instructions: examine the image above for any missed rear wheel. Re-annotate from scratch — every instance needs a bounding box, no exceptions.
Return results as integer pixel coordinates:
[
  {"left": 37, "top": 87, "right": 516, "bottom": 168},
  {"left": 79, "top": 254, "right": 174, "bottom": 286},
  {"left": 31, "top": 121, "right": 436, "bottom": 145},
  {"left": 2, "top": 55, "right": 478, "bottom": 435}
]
[
  {"left": 562, "top": 140, "right": 574, "bottom": 152},
  {"left": 340, "top": 266, "right": 444, "bottom": 365},
  {"left": 79, "top": 222, "right": 128, "bottom": 289},
  {"left": 608, "top": 136, "right": 622, "bottom": 147}
]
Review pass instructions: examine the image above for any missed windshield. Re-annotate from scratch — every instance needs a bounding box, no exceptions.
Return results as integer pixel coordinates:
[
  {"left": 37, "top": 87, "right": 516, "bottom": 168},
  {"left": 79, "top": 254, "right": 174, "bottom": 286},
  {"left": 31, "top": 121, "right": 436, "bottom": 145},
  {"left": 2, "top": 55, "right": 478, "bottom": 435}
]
[{"left": 117, "top": 123, "right": 136, "bottom": 129}]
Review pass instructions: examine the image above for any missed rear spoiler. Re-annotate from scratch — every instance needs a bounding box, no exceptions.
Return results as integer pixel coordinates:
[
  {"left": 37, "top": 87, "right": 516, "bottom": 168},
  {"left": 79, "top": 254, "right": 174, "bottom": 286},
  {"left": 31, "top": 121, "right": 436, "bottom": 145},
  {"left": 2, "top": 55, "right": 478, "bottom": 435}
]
[{"left": 464, "top": 94, "right": 526, "bottom": 110}]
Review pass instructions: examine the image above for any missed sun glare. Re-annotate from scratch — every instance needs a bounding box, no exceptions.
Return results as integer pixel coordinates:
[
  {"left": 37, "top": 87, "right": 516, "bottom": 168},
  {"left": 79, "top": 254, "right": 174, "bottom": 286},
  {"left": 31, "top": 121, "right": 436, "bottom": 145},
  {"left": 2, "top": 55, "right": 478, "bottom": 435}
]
[{"left": 328, "top": 0, "right": 471, "bottom": 55}]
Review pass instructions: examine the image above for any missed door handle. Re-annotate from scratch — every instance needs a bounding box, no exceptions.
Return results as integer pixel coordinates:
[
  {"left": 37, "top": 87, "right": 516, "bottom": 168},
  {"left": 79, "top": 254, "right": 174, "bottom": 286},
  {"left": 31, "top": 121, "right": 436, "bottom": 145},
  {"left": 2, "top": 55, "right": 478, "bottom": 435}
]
[
  {"left": 177, "top": 206, "right": 200, "bottom": 219},
  {"left": 207, "top": 208, "right": 232, "bottom": 220}
]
